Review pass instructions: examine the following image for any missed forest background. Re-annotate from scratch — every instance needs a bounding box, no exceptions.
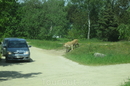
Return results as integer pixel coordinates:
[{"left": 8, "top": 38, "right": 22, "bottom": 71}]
[{"left": 0, "top": 0, "right": 130, "bottom": 41}]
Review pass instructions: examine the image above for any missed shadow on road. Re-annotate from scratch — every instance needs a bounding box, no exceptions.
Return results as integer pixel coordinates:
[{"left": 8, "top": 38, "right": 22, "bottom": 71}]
[
  {"left": 0, "top": 71, "right": 42, "bottom": 82},
  {"left": 0, "top": 57, "right": 34, "bottom": 66}
]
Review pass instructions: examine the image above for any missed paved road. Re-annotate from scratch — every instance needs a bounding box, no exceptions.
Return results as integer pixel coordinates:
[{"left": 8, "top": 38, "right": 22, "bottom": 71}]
[{"left": 0, "top": 47, "right": 130, "bottom": 86}]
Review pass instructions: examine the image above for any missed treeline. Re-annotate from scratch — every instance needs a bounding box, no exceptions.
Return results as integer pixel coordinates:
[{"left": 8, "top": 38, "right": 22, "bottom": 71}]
[{"left": 0, "top": 0, "right": 130, "bottom": 41}]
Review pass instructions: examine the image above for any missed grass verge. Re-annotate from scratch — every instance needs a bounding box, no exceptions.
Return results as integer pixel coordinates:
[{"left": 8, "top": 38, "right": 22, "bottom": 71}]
[
  {"left": 121, "top": 79, "right": 130, "bottom": 86},
  {"left": 65, "top": 41, "right": 130, "bottom": 66},
  {"left": 27, "top": 39, "right": 130, "bottom": 66},
  {"left": 26, "top": 39, "right": 68, "bottom": 50}
]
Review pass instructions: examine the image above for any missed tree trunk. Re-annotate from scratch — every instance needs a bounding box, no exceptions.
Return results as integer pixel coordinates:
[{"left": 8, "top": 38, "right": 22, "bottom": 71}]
[
  {"left": 49, "top": 22, "right": 53, "bottom": 34},
  {"left": 87, "top": 12, "right": 91, "bottom": 39}
]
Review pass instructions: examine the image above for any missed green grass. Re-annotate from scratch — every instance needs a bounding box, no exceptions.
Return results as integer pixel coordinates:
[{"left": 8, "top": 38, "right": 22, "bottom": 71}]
[
  {"left": 26, "top": 39, "right": 67, "bottom": 50},
  {"left": 65, "top": 41, "right": 130, "bottom": 66},
  {"left": 27, "top": 38, "right": 130, "bottom": 66},
  {"left": 121, "top": 79, "right": 130, "bottom": 86}
]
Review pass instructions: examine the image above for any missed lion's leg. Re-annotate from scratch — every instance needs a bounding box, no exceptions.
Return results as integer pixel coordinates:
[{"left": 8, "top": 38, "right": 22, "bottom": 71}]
[
  {"left": 71, "top": 45, "right": 73, "bottom": 50},
  {"left": 76, "top": 43, "right": 79, "bottom": 47},
  {"left": 73, "top": 44, "right": 75, "bottom": 49},
  {"left": 66, "top": 47, "right": 69, "bottom": 52},
  {"left": 66, "top": 47, "right": 71, "bottom": 52}
]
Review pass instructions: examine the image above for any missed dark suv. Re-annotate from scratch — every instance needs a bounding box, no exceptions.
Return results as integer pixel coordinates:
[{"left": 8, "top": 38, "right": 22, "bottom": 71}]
[{"left": 2, "top": 38, "right": 31, "bottom": 62}]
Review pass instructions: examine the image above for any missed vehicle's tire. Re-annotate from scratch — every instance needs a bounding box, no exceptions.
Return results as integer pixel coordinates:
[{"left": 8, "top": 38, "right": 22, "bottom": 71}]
[
  {"left": 5, "top": 56, "right": 9, "bottom": 63},
  {"left": 27, "top": 59, "right": 31, "bottom": 62},
  {"left": 0, "top": 49, "right": 2, "bottom": 54},
  {"left": 2, "top": 50, "right": 5, "bottom": 56}
]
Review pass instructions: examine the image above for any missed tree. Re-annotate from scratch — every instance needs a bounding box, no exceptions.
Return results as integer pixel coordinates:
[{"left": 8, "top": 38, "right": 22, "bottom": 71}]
[
  {"left": 98, "top": 0, "right": 119, "bottom": 41},
  {"left": 18, "top": 0, "right": 44, "bottom": 39},
  {"left": 42, "top": 0, "right": 68, "bottom": 39},
  {"left": 115, "top": 0, "right": 130, "bottom": 40},
  {"left": 67, "top": 0, "right": 103, "bottom": 39},
  {"left": 84, "top": 0, "right": 104, "bottom": 39},
  {"left": 0, "top": 0, "right": 19, "bottom": 38},
  {"left": 18, "top": 0, "right": 68, "bottom": 39}
]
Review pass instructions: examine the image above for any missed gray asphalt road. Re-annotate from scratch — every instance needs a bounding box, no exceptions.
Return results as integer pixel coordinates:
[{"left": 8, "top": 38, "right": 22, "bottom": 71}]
[{"left": 0, "top": 47, "right": 130, "bottom": 86}]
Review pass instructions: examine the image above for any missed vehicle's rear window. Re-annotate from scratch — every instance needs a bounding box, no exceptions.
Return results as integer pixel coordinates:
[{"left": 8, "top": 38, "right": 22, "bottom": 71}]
[{"left": 7, "top": 41, "right": 28, "bottom": 48}]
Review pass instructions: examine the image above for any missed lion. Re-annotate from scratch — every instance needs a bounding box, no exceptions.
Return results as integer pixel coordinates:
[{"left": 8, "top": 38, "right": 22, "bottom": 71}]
[
  {"left": 64, "top": 39, "right": 79, "bottom": 52},
  {"left": 71, "top": 39, "right": 79, "bottom": 48},
  {"left": 64, "top": 41, "right": 74, "bottom": 52}
]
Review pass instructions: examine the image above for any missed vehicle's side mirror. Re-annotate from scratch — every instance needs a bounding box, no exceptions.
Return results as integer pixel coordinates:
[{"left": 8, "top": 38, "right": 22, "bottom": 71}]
[
  {"left": 0, "top": 42, "right": 3, "bottom": 44},
  {"left": 3, "top": 45, "right": 7, "bottom": 48},
  {"left": 28, "top": 45, "right": 31, "bottom": 48}
]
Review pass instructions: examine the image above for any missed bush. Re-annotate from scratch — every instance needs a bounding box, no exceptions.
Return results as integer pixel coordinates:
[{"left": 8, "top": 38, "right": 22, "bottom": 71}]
[{"left": 67, "top": 29, "right": 85, "bottom": 39}]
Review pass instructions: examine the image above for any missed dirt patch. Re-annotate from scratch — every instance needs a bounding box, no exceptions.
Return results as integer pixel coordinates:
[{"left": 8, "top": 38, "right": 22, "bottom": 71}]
[
  {"left": 34, "top": 47, "right": 66, "bottom": 56},
  {"left": 0, "top": 47, "right": 130, "bottom": 86}
]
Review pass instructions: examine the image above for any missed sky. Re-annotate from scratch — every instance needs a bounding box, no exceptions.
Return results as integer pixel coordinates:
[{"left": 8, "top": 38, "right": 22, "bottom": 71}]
[{"left": 17, "top": 0, "right": 69, "bottom": 6}]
